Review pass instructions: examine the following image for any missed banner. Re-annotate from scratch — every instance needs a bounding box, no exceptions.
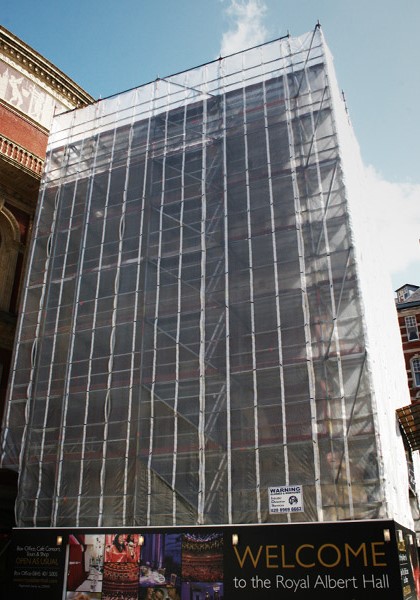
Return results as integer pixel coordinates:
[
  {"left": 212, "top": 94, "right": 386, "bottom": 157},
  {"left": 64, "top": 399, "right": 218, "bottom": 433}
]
[
  {"left": 10, "top": 530, "right": 66, "bottom": 599},
  {"left": 224, "top": 520, "right": 415, "bottom": 599},
  {"left": 8, "top": 520, "right": 419, "bottom": 599}
]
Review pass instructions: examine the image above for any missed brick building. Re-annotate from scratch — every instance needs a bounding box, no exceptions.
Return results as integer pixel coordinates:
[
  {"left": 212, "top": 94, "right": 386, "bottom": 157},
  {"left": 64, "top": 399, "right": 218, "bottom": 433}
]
[
  {"left": 0, "top": 26, "right": 93, "bottom": 527},
  {"left": 396, "top": 284, "right": 420, "bottom": 467},
  {"left": 395, "top": 284, "right": 420, "bottom": 402}
]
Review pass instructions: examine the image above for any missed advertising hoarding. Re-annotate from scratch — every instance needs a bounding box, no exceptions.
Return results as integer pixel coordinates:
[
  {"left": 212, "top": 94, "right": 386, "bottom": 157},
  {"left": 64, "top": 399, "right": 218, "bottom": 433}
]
[{"left": 7, "top": 520, "right": 420, "bottom": 600}]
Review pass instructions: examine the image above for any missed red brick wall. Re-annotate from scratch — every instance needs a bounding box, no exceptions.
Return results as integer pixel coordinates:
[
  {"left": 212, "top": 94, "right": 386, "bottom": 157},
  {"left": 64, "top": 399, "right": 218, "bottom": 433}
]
[
  {"left": 0, "top": 103, "right": 48, "bottom": 158},
  {"left": 398, "top": 312, "right": 420, "bottom": 400}
]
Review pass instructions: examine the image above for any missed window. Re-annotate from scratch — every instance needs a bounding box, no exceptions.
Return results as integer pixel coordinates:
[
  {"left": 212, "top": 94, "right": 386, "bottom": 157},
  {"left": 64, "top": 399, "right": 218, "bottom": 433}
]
[
  {"left": 0, "top": 206, "right": 21, "bottom": 312},
  {"left": 412, "top": 358, "right": 420, "bottom": 388},
  {"left": 405, "top": 316, "right": 419, "bottom": 341},
  {"left": 397, "top": 286, "right": 418, "bottom": 303}
]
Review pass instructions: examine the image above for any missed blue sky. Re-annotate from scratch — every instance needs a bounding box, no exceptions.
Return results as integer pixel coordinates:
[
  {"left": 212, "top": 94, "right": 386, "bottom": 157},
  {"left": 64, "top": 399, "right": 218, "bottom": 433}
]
[{"left": 3, "top": 0, "right": 420, "bottom": 290}]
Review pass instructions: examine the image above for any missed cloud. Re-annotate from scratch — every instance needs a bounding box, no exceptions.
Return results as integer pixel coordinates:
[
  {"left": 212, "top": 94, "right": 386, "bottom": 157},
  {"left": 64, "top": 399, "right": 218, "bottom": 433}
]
[
  {"left": 363, "top": 164, "right": 420, "bottom": 276},
  {"left": 220, "top": 0, "right": 269, "bottom": 57},
  {"left": 218, "top": 4, "right": 419, "bottom": 286}
]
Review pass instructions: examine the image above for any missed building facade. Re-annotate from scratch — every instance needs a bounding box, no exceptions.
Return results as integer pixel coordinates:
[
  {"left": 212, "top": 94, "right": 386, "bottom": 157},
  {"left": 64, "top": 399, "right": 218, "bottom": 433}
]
[
  {"left": 0, "top": 26, "right": 416, "bottom": 530},
  {"left": 395, "top": 284, "right": 420, "bottom": 402},
  {"left": 0, "top": 27, "right": 93, "bottom": 532},
  {"left": 395, "top": 284, "right": 420, "bottom": 510},
  {"left": 0, "top": 26, "right": 94, "bottom": 427}
]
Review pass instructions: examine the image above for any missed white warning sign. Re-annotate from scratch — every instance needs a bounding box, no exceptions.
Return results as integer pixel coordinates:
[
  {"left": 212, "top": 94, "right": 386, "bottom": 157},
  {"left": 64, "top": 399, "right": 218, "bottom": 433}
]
[{"left": 268, "top": 485, "right": 304, "bottom": 514}]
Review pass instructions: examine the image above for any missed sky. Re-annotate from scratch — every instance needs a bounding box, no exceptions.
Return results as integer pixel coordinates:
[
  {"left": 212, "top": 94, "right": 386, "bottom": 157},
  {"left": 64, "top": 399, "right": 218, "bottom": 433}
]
[{"left": 3, "top": 0, "right": 420, "bottom": 292}]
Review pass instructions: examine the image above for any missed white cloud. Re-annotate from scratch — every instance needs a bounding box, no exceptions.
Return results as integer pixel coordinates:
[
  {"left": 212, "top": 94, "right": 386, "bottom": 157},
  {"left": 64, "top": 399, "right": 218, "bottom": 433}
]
[
  {"left": 363, "top": 165, "right": 420, "bottom": 277},
  {"left": 220, "top": 0, "right": 268, "bottom": 57},
  {"left": 218, "top": 5, "right": 419, "bottom": 286}
]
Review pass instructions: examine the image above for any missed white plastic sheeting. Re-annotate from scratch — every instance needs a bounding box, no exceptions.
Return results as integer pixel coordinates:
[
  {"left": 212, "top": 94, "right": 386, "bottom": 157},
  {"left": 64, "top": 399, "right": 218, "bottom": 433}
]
[
  {"left": 1, "top": 27, "right": 416, "bottom": 528},
  {"left": 322, "top": 40, "right": 418, "bottom": 528}
]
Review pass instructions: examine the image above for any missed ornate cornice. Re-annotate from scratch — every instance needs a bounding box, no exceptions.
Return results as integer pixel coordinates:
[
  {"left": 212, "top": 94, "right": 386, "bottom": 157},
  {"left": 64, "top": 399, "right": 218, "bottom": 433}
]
[{"left": 0, "top": 25, "right": 95, "bottom": 109}]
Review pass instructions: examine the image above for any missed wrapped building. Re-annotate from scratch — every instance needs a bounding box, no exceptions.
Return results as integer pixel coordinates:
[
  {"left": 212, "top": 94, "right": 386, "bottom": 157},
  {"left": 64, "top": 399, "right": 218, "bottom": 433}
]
[{"left": 0, "top": 26, "right": 415, "bottom": 529}]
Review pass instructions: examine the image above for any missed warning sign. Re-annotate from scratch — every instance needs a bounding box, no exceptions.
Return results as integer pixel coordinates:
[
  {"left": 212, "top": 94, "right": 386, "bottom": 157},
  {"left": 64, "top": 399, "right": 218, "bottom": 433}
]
[{"left": 268, "top": 485, "right": 304, "bottom": 514}]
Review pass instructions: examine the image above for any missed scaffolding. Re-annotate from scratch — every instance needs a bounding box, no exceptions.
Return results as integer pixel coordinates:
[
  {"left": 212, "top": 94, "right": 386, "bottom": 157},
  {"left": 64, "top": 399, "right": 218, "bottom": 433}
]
[{"left": 0, "top": 27, "right": 412, "bottom": 528}]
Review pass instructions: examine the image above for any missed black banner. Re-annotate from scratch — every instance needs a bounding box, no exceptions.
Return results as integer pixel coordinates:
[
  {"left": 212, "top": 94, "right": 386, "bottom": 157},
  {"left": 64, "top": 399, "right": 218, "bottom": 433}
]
[
  {"left": 397, "top": 525, "right": 420, "bottom": 600},
  {"left": 10, "top": 529, "right": 66, "bottom": 599},
  {"left": 7, "top": 519, "right": 420, "bottom": 600},
  {"left": 223, "top": 520, "right": 407, "bottom": 599}
]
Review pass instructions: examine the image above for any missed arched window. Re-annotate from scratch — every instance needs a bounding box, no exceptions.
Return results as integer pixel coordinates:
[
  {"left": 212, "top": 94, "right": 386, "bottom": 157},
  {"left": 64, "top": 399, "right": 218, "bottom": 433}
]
[{"left": 0, "top": 205, "right": 21, "bottom": 312}]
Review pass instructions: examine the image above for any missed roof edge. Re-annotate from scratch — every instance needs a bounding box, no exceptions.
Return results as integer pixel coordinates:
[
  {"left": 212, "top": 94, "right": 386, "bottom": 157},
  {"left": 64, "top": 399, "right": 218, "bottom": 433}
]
[{"left": 0, "top": 25, "right": 95, "bottom": 108}]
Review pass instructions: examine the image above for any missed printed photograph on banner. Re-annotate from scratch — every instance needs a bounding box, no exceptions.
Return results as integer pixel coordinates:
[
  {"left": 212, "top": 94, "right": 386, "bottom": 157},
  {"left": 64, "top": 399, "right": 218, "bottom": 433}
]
[
  {"left": 102, "top": 533, "right": 141, "bottom": 600},
  {"left": 66, "top": 534, "right": 105, "bottom": 594},
  {"left": 181, "top": 532, "right": 224, "bottom": 600},
  {"left": 139, "top": 533, "right": 182, "bottom": 592}
]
